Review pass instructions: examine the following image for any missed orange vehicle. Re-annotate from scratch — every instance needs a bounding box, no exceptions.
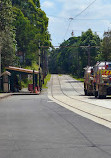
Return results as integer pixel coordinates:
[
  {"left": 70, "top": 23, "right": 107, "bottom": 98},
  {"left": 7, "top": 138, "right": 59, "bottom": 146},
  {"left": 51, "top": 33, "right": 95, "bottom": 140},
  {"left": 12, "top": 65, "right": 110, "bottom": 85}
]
[
  {"left": 93, "top": 61, "right": 111, "bottom": 98},
  {"left": 84, "top": 66, "right": 94, "bottom": 96}
]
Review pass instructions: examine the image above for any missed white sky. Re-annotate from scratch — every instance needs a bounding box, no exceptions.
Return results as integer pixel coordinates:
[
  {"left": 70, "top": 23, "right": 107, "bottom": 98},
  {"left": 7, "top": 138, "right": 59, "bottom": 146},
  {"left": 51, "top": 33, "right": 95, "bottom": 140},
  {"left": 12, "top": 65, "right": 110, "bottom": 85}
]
[{"left": 40, "top": 0, "right": 111, "bottom": 46}]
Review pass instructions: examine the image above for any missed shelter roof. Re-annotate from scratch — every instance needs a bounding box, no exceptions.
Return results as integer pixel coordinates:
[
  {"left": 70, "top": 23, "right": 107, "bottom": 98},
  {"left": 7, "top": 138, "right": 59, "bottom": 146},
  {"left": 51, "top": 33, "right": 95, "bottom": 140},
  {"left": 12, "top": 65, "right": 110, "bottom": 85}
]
[{"left": 6, "top": 66, "right": 39, "bottom": 74}]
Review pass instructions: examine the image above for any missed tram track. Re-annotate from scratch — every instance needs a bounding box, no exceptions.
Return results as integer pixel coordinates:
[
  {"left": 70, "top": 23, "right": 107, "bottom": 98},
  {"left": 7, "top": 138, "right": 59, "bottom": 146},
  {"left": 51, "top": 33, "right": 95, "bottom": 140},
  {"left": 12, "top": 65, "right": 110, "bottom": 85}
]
[
  {"left": 50, "top": 74, "right": 111, "bottom": 126},
  {"left": 62, "top": 75, "right": 84, "bottom": 96},
  {"left": 48, "top": 74, "right": 111, "bottom": 156},
  {"left": 57, "top": 75, "right": 111, "bottom": 111}
]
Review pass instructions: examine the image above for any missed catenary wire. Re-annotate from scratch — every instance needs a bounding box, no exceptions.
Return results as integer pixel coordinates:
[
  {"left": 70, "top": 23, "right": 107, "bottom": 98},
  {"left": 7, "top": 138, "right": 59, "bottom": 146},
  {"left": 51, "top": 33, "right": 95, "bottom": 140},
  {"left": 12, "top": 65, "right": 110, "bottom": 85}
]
[{"left": 63, "top": 0, "right": 97, "bottom": 40}]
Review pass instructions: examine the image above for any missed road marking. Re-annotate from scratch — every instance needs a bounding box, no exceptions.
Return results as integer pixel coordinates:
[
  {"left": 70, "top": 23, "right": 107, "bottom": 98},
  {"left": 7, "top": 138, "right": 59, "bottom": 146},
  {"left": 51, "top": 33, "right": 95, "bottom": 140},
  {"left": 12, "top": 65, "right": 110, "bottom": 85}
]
[{"left": 47, "top": 100, "right": 55, "bottom": 103}]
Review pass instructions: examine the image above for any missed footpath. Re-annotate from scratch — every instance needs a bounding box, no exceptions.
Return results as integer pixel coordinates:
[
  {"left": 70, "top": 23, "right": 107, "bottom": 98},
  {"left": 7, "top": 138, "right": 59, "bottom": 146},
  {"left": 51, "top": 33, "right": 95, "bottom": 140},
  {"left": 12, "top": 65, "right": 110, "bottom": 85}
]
[
  {"left": 0, "top": 93, "right": 13, "bottom": 99},
  {"left": 0, "top": 88, "right": 40, "bottom": 100}
]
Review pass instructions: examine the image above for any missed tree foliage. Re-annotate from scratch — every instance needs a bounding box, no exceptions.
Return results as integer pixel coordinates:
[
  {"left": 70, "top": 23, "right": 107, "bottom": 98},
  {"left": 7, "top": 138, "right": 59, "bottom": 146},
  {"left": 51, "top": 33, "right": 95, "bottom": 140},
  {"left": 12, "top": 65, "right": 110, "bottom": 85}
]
[
  {"left": 101, "top": 30, "right": 111, "bottom": 61},
  {"left": 0, "top": 0, "right": 16, "bottom": 70},
  {"left": 0, "top": 0, "right": 51, "bottom": 73},
  {"left": 12, "top": 0, "right": 51, "bottom": 66},
  {"left": 1, "top": 0, "right": 110, "bottom": 78},
  {"left": 49, "top": 29, "right": 101, "bottom": 77},
  {"left": 79, "top": 29, "right": 101, "bottom": 75}
]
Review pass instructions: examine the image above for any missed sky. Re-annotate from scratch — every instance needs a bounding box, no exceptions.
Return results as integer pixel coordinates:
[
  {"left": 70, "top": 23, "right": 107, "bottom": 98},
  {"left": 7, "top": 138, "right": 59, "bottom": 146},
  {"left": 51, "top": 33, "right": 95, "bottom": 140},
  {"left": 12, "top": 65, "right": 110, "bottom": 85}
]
[{"left": 40, "top": 0, "right": 111, "bottom": 46}]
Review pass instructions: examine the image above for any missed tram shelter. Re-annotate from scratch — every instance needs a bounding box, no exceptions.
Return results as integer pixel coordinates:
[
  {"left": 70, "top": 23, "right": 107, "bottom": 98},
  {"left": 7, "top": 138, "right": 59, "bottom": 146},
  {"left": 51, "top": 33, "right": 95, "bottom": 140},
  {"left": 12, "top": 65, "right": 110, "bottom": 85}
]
[{"left": 5, "top": 66, "right": 40, "bottom": 93}]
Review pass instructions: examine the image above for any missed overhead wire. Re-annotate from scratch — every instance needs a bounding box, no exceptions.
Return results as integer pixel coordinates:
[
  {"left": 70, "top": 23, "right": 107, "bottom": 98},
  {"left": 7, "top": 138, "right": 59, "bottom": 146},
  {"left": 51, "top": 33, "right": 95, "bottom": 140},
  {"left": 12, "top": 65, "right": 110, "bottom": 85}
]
[
  {"left": 63, "top": 19, "right": 73, "bottom": 40},
  {"left": 3, "top": 5, "right": 109, "bottom": 22},
  {"left": 47, "top": 16, "right": 110, "bottom": 21},
  {"left": 63, "top": 0, "right": 97, "bottom": 40},
  {"left": 73, "top": 0, "right": 97, "bottom": 19},
  {"left": 40, "top": 45, "right": 100, "bottom": 48}
]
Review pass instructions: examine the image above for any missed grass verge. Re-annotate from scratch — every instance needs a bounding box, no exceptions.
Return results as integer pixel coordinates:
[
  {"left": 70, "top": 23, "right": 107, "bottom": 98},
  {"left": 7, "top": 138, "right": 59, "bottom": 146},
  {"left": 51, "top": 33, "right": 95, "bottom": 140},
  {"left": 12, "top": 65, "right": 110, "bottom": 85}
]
[
  {"left": 42, "top": 74, "right": 51, "bottom": 89},
  {"left": 71, "top": 75, "right": 84, "bottom": 82},
  {"left": 74, "top": 77, "right": 84, "bottom": 82}
]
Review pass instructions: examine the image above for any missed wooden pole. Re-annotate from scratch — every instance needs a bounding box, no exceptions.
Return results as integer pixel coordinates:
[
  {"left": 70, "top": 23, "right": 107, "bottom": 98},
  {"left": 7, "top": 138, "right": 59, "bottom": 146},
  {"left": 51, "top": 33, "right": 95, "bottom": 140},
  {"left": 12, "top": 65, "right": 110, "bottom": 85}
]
[
  {"left": 0, "top": 47, "right": 1, "bottom": 90},
  {"left": 38, "top": 40, "right": 41, "bottom": 91},
  {"left": 33, "top": 70, "right": 35, "bottom": 92}
]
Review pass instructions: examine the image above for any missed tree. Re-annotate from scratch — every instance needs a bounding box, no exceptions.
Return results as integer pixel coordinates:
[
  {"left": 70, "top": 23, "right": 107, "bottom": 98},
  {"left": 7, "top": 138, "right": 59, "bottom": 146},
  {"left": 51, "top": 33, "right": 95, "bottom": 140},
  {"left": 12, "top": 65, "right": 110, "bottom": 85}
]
[
  {"left": 0, "top": 0, "right": 16, "bottom": 71},
  {"left": 102, "top": 30, "right": 111, "bottom": 61},
  {"left": 48, "top": 48, "right": 58, "bottom": 74},
  {"left": 79, "top": 29, "right": 101, "bottom": 76},
  {"left": 12, "top": 0, "right": 51, "bottom": 66},
  {"left": 48, "top": 29, "right": 101, "bottom": 78},
  {"left": 49, "top": 37, "right": 80, "bottom": 75}
]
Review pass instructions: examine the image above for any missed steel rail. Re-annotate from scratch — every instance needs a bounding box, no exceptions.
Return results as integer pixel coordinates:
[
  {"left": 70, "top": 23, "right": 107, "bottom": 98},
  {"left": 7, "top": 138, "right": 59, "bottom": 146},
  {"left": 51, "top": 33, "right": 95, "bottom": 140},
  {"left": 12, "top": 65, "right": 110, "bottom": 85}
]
[
  {"left": 63, "top": 75, "right": 84, "bottom": 96},
  {"left": 50, "top": 75, "right": 111, "bottom": 156},
  {"left": 58, "top": 75, "right": 111, "bottom": 111},
  {"left": 50, "top": 75, "right": 111, "bottom": 124}
]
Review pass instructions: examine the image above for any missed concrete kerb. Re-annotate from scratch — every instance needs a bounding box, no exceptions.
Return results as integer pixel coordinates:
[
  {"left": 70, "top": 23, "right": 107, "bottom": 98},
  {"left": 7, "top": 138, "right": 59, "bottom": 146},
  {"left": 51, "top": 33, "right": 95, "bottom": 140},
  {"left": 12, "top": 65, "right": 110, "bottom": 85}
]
[
  {"left": 0, "top": 92, "right": 40, "bottom": 100},
  {"left": 13, "top": 92, "right": 40, "bottom": 95},
  {"left": 0, "top": 93, "right": 13, "bottom": 100}
]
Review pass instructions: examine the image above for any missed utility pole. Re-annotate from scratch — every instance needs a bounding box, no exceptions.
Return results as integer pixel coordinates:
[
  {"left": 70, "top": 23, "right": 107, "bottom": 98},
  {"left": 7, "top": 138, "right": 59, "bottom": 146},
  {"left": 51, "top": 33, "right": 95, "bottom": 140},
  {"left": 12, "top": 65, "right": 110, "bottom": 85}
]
[
  {"left": 41, "top": 49, "right": 44, "bottom": 84},
  {"left": 88, "top": 45, "right": 91, "bottom": 66},
  {"left": 0, "top": 46, "right": 1, "bottom": 77},
  {"left": 33, "top": 70, "right": 35, "bottom": 92},
  {"left": 38, "top": 40, "right": 41, "bottom": 91},
  {"left": 0, "top": 46, "right": 1, "bottom": 90},
  {"left": 71, "top": 30, "right": 74, "bottom": 37},
  {"left": 77, "top": 48, "right": 79, "bottom": 77}
]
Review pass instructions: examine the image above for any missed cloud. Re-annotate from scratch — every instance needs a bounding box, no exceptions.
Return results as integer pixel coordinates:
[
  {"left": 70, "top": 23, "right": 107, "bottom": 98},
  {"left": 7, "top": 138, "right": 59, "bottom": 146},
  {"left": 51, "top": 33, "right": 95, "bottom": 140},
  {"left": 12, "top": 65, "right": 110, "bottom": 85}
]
[
  {"left": 55, "top": 0, "right": 111, "bottom": 31},
  {"left": 55, "top": 0, "right": 111, "bottom": 19},
  {"left": 43, "top": 0, "right": 111, "bottom": 45},
  {"left": 41, "top": 1, "right": 55, "bottom": 9}
]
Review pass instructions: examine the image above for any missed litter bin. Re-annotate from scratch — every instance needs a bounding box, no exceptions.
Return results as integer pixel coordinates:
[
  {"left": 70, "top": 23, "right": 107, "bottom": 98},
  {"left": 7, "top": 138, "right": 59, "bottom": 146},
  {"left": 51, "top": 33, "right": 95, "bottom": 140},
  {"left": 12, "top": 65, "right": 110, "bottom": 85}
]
[
  {"left": 1, "top": 71, "right": 11, "bottom": 92},
  {"left": 28, "top": 84, "right": 33, "bottom": 92}
]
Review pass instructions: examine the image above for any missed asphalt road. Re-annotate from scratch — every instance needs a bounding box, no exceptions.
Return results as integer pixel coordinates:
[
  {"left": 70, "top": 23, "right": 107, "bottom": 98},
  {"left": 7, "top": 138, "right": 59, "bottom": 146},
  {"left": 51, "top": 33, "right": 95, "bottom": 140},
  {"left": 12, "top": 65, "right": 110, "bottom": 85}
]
[{"left": 0, "top": 75, "right": 111, "bottom": 157}]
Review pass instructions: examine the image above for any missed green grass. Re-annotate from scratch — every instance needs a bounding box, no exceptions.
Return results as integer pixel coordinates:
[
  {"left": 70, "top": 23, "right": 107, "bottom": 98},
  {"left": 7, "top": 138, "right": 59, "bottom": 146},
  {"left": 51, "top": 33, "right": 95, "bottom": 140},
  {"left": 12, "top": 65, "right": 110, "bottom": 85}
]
[
  {"left": 21, "top": 79, "right": 32, "bottom": 88},
  {"left": 75, "top": 78, "right": 84, "bottom": 82},
  {"left": 25, "top": 62, "right": 39, "bottom": 71},
  {"left": 42, "top": 74, "right": 51, "bottom": 89},
  {"left": 71, "top": 75, "right": 84, "bottom": 82},
  {"left": 21, "top": 62, "right": 39, "bottom": 88}
]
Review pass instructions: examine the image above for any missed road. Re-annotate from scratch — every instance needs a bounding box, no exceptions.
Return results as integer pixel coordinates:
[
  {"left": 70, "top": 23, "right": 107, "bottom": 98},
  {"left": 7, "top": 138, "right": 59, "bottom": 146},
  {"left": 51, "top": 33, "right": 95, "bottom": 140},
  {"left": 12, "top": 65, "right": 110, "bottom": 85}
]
[{"left": 0, "top": 74, "right": 111, "bottom": 157}]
